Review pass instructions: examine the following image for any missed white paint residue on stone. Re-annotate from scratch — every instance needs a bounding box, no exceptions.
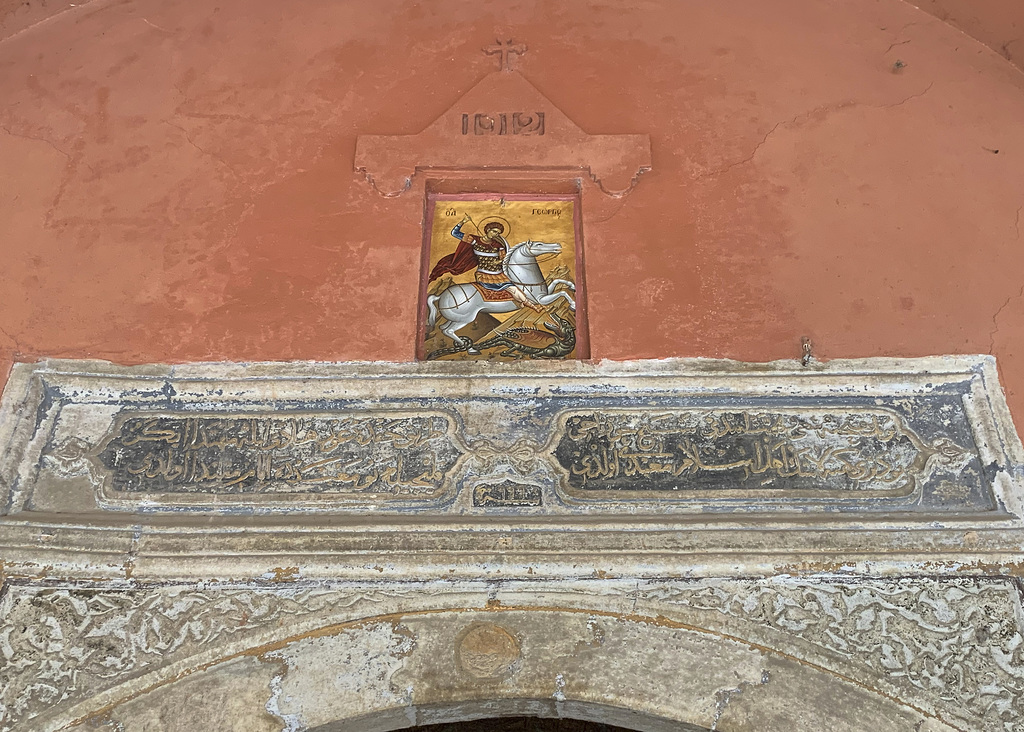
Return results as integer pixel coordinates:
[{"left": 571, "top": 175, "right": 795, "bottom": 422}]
[
  {"left": 265, "top": 666, "right": 304, "bottom": 732},
  {"left": 264, "top": 622, "right": 415, "bottom": 729},
  {"left": 553, "top": 673, "right": 567, "bottom": 702}
]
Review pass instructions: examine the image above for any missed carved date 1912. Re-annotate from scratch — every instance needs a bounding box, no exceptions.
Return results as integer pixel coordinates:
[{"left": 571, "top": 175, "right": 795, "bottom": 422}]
[{"left": 461, "top": 112, "right": 545, "bottom": 136}]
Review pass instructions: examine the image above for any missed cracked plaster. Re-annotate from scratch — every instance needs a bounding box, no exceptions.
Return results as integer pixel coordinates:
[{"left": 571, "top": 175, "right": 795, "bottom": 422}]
[{"left": 690, "top": 83, "right": 937, "bottom": 182}]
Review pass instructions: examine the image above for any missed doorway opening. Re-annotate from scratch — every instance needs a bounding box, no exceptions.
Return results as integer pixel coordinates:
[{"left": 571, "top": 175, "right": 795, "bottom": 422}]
[{"left": 416, "top": 719, "right": 637, "bottom": 732}]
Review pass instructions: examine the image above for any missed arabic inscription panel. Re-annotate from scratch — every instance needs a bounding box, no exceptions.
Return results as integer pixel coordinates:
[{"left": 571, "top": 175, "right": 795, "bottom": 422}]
[{"left": 0, "top": 357, "right": 1015, "bottom": 518}]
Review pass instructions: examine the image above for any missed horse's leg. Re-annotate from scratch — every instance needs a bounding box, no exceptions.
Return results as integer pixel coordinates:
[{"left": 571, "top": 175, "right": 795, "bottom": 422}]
[
  {"left": 439, "top": 285, "right": 520, "bottom": 353},
  {"left": 438, "top": 285, "right": 487, "bottom": 351},
  {"left": 456, "top": 302, "right": 489, "bottom": 354},
  {"left": 426, "top": 295, "right": 440, "bottom": 333},
  {"left": 437, "top": 288, "right": 471, "bottom": 349},
  {"left": 535, "top": 291, "right": 576, "bottom": 311},
  {"left": 454, "top": 299, "right": 517, "bottom": 353},
  {"left": 442, "top": 319, "right": 468, "bottom": 348},
  {"left": 547, "top": 279, "right": 576, "bottom": 292}
]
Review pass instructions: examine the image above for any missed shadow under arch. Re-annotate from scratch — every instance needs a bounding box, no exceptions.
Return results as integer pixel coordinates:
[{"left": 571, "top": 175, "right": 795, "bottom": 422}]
[
  {"left": 308, "top": 699, "right": 709, "bottom": 732},
  {"left": 411, "top": 714, "right": 696, "bottom": 732}
]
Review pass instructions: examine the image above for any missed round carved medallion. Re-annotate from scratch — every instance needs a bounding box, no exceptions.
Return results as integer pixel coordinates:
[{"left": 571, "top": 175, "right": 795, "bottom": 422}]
[{"left": 455, "top": 622, "right": 521, "bottom": 680}]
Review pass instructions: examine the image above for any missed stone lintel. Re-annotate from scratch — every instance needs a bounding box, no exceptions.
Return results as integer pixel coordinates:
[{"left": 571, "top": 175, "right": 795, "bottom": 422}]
[{"left": 0, "top": 356, "right": 1021, "bottom": 583}]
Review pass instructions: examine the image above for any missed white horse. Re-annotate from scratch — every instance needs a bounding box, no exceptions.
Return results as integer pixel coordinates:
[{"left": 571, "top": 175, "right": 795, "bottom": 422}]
[{"left": 426, "top": 240, "right": 576, "bottom": 351}]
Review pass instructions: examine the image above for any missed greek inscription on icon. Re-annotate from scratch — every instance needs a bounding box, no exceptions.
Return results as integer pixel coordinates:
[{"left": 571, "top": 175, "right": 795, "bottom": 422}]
[
  {"left": 93, "top": 413, "right": 462, "bottom": 498},
  {"left": 422, "top": 196, "right": 582, "bottom": 361},
  {"left": 554, "top": 409, "right": 971, "bottom": 497},
  {"left": 461, "top": 112, "right": 545, "bottom": 136}
]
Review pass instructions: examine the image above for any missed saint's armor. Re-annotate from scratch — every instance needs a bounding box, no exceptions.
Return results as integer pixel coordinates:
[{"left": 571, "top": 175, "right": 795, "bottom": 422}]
[{"left": 428, "top": 219, "right": 539, "bottom": 310}]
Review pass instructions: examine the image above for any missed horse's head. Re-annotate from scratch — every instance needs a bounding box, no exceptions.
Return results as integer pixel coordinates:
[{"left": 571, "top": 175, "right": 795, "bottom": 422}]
[{"left": 509, "top": 240, "right": 562, "bottom": 262}]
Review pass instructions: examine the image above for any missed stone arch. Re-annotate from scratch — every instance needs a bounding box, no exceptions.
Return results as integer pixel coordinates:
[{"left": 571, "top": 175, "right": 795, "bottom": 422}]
[{"left": 55, "top": 599, "right": 959, "bottom": 732}]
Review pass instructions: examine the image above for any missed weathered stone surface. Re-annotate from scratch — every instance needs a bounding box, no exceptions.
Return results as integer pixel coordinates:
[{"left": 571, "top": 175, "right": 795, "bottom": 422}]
[
  {"left": 644, "top": 576, "right": 1024, "bottom": 729},
  {"left": 1, "top": 357, "right": 1023, "bottom": 731},
  {"left": 472, "top": 480, "right": 543, "bottom": 507},
  {"left": 0, "top": 356, "right": 1017, "bottom": 516},
  {"left": 92, "top": 655, "right": 281, "bottom": 732},
  {"left": 1, "top": 579, "right": 997, "bottom": 731},
  {"left": 94, "top": 412, "right": 461, "bottom": 499},
  {"left": 455, "top": 623, "right": 522, "bottom": 680},
  {"left": 553, "top": 407, "right": 972, "bottom": 498}
]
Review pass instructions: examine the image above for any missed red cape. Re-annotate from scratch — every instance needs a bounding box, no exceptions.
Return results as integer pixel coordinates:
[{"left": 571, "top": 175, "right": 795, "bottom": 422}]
[{"left": 429, "top": 238, "right": 478, "bottom": 281}]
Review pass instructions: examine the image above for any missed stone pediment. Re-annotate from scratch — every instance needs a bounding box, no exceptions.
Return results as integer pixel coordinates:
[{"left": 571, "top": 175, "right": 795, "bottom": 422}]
[{"left": 355, "top": 70, "right": 652, "bottom": 196}]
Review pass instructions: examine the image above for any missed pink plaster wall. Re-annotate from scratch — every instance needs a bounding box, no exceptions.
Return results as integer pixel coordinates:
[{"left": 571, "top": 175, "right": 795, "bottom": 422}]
[
  {"left": 1, "top": 0, "right": 1023, "bottom": 421},
  {"left": 910, "top": 0, "right": 1024, "bottom": 70}
]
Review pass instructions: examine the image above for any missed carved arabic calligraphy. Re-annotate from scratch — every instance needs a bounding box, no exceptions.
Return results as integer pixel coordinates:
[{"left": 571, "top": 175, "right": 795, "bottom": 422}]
[
  {"left": 553, "top": 409, "right": 968, "bottom": 496},
  {"left": 473, "top": 480, "right": 543, "bottom": 507},
  {"left": 93, "top": 413, "right": 462, "bottom": 498}
]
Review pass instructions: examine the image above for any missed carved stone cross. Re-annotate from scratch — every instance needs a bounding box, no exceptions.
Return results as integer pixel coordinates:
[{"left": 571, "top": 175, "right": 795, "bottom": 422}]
[{"left": 484, "top": 39, "right": 527, "bottom": 71}]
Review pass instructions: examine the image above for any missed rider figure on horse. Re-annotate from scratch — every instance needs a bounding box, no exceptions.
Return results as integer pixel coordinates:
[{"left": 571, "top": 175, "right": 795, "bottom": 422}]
[{"left": 428, "top": 215, "right": 541, "bottom": 311}]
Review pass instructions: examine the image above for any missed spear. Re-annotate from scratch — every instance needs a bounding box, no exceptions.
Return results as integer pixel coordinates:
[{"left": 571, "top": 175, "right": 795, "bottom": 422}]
[{"left": 460, "top": 213, "right": 483, "bottom": 236}]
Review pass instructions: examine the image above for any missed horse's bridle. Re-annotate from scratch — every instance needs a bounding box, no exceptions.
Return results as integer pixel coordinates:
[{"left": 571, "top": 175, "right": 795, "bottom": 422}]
[{"left": 502, "top": 241, "right": 557, "bottom": 287}]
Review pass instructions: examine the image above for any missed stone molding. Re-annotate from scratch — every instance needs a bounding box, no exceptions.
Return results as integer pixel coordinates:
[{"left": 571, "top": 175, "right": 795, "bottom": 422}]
[
  {"left": 354, "top": 71, "right": 652, "bottom": 197},
  {"left": 0, "top": 357, "right": 1022, "bottom": 580},
  {"left": 1, "top": 357, "right": 1023, "bottom": 730}
]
